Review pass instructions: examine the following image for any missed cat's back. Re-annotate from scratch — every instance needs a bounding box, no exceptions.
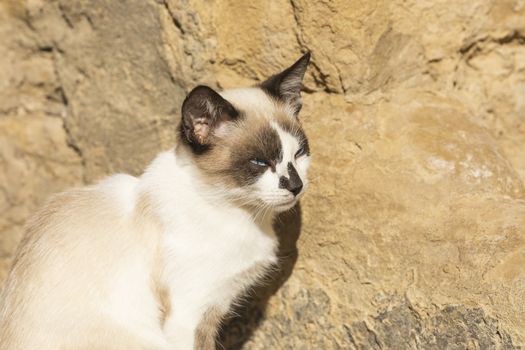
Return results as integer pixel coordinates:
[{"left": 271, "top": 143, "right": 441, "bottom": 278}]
[
  {"left": 4, "top": 173, "right": 141, "bottom": 282},
  {"left": 0, "top": 174, "right": 166, "bottom": 350}
]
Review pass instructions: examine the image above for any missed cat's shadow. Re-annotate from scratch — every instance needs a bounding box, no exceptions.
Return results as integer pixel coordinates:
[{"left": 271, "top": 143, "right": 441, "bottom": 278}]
[{"left": 218, "top": 204, "right": 303, "bottom": 349}]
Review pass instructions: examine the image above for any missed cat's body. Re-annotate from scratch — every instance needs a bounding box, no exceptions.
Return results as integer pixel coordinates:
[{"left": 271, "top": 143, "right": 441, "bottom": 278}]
[{"left": 0, "top": 54, "right": 311, "bottom": 350}]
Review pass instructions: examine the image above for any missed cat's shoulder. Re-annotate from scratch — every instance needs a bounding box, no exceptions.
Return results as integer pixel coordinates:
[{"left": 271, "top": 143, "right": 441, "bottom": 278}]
[{"left": 23, "top": 173, "right": 138, "bottom": 234}]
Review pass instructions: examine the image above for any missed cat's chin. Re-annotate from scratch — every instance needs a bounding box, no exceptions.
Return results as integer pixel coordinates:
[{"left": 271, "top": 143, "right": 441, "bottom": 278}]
[{"left": 272, "top": 200, "right": 298, "bottom": 213}]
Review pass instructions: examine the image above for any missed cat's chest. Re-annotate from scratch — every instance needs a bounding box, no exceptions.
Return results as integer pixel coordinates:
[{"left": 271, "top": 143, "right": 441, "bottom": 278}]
[{"left": 160, "top": 207, "right": 278, "bottom": 301}]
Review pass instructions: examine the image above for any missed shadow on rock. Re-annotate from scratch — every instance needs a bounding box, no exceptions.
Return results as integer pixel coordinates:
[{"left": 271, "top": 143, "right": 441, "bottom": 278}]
[{"left": 218, "top": 204, "right": 303, "bottom": 350}]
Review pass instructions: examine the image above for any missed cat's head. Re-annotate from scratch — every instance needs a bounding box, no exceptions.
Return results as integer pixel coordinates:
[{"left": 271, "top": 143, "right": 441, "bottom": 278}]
[{"left": 179, "top": 53, "right": 311, "bottom": 213}]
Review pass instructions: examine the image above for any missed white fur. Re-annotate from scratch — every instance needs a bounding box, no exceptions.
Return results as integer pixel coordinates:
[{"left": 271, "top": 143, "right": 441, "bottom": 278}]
[
  {"left": 138, "top": 150, "right": 279, "bottom": 348},
  {"left": 97, "top": 173, "right": 139, "bottom": 215},
  {"left": 220, "top": 88, "right": 277, "bottom": 119},
  {"left": 254, "top": 122, "right": 310, "bottom": 211},
  {"left": 140, "top": 113, "right": 310, "bottom": 347}
]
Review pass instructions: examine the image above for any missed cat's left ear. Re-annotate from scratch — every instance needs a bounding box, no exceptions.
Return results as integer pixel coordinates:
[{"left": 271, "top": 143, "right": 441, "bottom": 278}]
[{"left": 260, "top": 52, "right": 310, "bottom": 116}]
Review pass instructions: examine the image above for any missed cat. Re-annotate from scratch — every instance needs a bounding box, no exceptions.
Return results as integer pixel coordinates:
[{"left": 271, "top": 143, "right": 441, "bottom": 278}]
[{"left": 0, "top": 52, "right": 311, "bottom": 350}]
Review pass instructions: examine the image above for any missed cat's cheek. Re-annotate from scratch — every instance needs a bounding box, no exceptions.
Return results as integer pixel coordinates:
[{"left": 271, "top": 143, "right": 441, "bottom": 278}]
[
  {"left": 254, "top": 169, "right": 279, "bottom": 194},
  {"left": 295, "top": 156, "right": 311, "bottom": 181}
]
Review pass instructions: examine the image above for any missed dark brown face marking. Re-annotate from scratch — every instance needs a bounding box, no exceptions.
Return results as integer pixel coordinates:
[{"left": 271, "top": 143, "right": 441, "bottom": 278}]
[
  {"left": 228, "top": 122, "right": 282, "bottom": 186},
  {"left": 180, "top": 109, "right": 310, "bottom": 193},
  {"left": 279, "top": 162, "right": 303, "bottom": 196},
  {"left": 187, "top": 116, "right": 287, "bottom": 188},
  {"left": 177, "top": 52, "right": 311, "bottom": 193}
]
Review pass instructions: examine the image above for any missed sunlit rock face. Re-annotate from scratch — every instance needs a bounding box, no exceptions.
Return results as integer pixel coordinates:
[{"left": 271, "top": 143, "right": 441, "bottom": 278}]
[{"left": 1, "top": 0, "right": 525, "bottom": 348}]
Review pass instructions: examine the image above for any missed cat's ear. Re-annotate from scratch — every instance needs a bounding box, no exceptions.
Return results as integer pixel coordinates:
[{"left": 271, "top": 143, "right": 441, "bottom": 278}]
[
  {"left": 260, "top": 52, "right": 310, "bottom": 116},
  {"left": 181, "top": 85, "right": 239, "bottom": 147}
]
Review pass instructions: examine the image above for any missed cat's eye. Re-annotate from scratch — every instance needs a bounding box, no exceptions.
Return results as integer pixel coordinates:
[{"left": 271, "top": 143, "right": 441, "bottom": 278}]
[
  {"left": 250, "top": 159, "right": 269, "bottom": 167},
  {"left": 295, "top": 146, "right": 307, "bottom": 159}
]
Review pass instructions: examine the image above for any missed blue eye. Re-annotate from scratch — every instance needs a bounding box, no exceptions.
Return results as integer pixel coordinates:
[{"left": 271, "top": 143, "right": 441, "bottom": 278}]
[
  {"left": 295, "top": 146, "right": 307, "bottom": 158},
  {"left": 250, "top": 159, "right": 269, "bottom": 167}
]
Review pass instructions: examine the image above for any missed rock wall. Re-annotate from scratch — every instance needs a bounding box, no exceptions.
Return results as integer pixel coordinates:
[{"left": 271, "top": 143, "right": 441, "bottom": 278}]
[{"left": 1, "top": 0, "right": 525, "bottom": 348}]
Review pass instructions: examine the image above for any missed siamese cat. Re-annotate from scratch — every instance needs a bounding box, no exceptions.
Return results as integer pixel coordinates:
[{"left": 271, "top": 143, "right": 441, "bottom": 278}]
[{"left": 0, "top": 52, "right": 311, "bottom": 350}]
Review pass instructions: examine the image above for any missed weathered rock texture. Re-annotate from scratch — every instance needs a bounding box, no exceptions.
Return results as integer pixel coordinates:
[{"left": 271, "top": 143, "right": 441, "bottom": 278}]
[{"left": 1, "top": 0, "right": 525, "bottom": 348}]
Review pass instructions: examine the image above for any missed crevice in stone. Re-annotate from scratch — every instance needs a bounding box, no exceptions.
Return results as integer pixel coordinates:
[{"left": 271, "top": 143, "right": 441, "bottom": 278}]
[
  {"left": 161, "top": 0, "right": 185, "bottom": 34},
  {"left": 289, "top": 0, "right": 303, "bottom": 49},
  {"left": 309, "top": 60, "right": 339, "bottom": 94},
  {"left": 81, "top": 12, "right": 94, "bottom": 29},
  {"left": 3, "top": 9, "right": 87, "bottom": 180},
  {"left": 344, "top": 324, "right": 361, "bottom": 349},
  {"left": 364, "top": 322, "right": 383, "bottom": 350},
  {"left": 56, "top": 1, "right": 94, "bottom": 31},
  {"left": 58, "top": 93, "right": 88, "bottom": 183},
  {"left": 494, "top": 30, "right": 525, "bottom": 46},
  {"left": 0, "top": 106, "right": 19, "bottom": 117},
  {"left": 289, "top": 0, "right": 344, "bottom": 95},
  {"left": 47, "top": 46, "right": 88, "bottom": 183},
  {"left": 459, "top": 31, "right": 525, "bottom": 62},
  {"left": 58, "top": 3, "right": 74, "bottom": 29},
  {"left": 334, "top": 64, "right": 347, "bottom": 94},
  {"left": 37, "top": 46, "right": 54, "bottom": 53},
  {"left": 62, "top": 122, "right": 84, "bottom": 162}
]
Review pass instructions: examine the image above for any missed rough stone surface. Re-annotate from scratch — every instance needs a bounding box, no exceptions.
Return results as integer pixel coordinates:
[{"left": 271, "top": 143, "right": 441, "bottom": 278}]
[{"left": 1, "top": 0, "right": 525, "bottom": 348}]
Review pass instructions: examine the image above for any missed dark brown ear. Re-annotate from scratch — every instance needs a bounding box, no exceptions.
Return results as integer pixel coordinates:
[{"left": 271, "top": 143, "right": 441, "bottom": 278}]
[
  {"left": 180, "top": 85, "right": 238, "bottom": 150},
  {"left": 260, "top": 52, "right": 310, "bottom": 116}
]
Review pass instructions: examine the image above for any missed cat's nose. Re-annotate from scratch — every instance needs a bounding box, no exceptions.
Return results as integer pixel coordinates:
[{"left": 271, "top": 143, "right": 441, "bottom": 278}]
[
  {"left": 289, "top": 183, "right": 303, "bottom": 196},
  {"left": 279, "top": 176, "right": 303, "bottom": 197},
  {"left": 279, "top": 162, "right": 303, "bottom": 197}
]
